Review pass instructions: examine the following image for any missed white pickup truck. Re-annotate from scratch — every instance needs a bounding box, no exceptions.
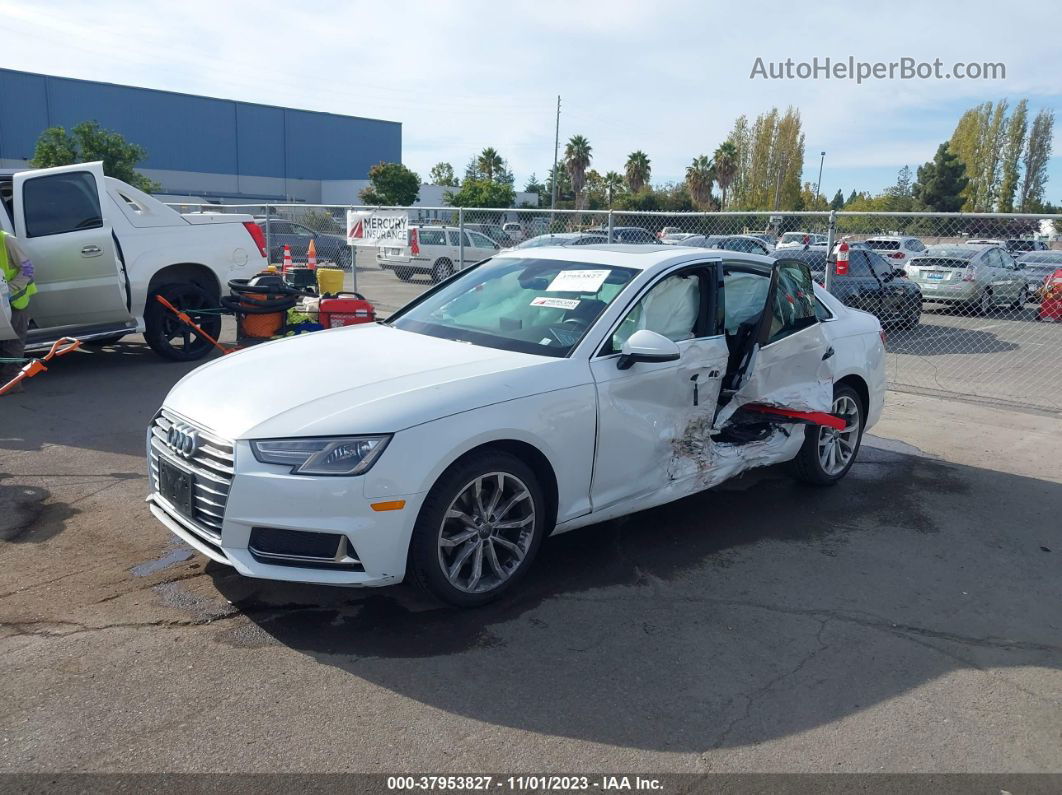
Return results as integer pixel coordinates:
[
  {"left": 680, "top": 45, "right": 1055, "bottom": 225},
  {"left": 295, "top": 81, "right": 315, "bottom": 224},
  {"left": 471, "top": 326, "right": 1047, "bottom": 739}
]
[{"left": 0, "top": 162, "right": 266, "bottom": 360}]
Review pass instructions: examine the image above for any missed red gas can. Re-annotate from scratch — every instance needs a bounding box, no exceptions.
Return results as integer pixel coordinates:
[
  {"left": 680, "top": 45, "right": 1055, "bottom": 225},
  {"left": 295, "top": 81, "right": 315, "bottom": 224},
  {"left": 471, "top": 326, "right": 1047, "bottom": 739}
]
[
  {"left": 318, "top": 293, "right": 376, "bottom": 328},
  {"left": 1038, "top": 269, "right": 1062, "bottom": 323}
]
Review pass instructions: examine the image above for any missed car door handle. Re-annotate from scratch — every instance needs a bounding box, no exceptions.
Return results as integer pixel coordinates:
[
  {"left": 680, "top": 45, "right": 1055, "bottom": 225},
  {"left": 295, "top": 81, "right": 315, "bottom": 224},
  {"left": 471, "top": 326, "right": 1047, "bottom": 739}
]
[
  {"left": 822, "top": 346, "right": 835, "bottom": 361},
  {"left": 81, "top": 245, "right": 102, "bottom": 257}
]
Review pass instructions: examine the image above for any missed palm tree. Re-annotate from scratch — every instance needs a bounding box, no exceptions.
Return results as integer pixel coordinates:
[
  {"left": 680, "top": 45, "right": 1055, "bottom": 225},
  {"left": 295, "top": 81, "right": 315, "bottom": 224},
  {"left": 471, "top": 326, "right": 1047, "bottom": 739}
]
[
  {"left": 625, "top": 151, "right": 651, "bottom": 193},
  {"left": 713, "top": 141, "right": 739, "bottom": 209},
  {"left": 685, "top": 155, "right": 715, "bottom": 209},
  {"left": 603, "top": 171, "right": 624, "bottom": 208},
  {"left": 477, "top": 147, "right": 504, "bottom": 182},
  {"left": 564, "top": 135, "right": 592, "bottom": 209}
]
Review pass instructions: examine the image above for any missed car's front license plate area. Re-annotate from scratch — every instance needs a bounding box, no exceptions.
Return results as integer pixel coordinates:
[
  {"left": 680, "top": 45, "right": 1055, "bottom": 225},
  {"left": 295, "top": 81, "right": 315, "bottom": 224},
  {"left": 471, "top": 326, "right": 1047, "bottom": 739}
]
[{"left": 159, "top": 457, "right": 195, "bottom": 518}]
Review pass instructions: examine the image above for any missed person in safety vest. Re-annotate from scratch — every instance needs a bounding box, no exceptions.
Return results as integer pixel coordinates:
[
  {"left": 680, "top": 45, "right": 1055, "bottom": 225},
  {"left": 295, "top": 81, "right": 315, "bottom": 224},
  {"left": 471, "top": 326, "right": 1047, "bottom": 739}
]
[{"left": 0, "top": 229, "right": 37, "bottom": 395}]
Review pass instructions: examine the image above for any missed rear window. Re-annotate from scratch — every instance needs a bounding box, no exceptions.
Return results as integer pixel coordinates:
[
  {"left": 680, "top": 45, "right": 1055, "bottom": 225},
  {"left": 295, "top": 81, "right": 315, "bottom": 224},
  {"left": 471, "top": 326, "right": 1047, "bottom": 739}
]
[
  {"left": 866, "top": 239, "right": 900, "bottom": 250},
  {"left": 913, "top": 257, "right": 970, "bottom": 269}
]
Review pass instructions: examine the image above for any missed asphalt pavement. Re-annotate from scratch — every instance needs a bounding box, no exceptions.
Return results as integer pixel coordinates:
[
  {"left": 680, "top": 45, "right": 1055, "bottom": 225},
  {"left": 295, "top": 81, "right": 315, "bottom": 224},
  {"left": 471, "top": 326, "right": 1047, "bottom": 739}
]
[{"left": 0, "top": 269, "right": 1060, "bottom": 774}]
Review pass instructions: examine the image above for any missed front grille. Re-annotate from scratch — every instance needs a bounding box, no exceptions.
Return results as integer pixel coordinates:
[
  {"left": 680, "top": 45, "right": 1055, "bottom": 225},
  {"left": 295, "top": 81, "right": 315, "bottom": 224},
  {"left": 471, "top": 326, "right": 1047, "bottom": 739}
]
[{"left": 148, "top": 408, "right": 235, "bottom": 543}]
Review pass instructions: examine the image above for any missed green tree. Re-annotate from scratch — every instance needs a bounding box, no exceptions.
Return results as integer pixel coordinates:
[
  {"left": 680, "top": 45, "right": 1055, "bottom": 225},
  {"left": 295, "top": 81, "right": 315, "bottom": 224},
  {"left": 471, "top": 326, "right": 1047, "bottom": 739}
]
[
  {"left": 998, "top": 99, "right": 1028, "bottom": 212},
  {"left": 625, "top": 150, "right": 651, "bottom": 193},
  {"left": 476, "top": 147, "right": 504, "bottom": 182},
  {"left": 1019, "top": 109, "right": 1054, "bottom": 211},
  {"left": 830, "top": 189, "right": 845, "bottom": 210},
  {"left": 913, "top": 143, "right": 969, "bottom": 212},
  {"left": 845, "top": 189, "right": 858, "bottom": 206},
  {"left": 524, "top": 173, "right": 545, "bottom": 196},
  {"left": 603, "top": 171, "right": 623, "bottom": 208},
  {"left": 684, "top": 155, "right": 715, "bottom": 209},
  {"left": 564, "top": 134, "right": 593, "bottom": 210},
  {"left": 30, "top": 120, "right": 160, "bottom": 192},
  {"left": 359, "top": 162, "right": 421, "bottom": 205},
  {"left": 712, "top": 141, "right": 738, "bottom": 209},
  {"left": 445, "top": 178, "right": 515, "bottom": 208},
  {"left": 429, "top": 162, "right": 458, "bottom": 187}
]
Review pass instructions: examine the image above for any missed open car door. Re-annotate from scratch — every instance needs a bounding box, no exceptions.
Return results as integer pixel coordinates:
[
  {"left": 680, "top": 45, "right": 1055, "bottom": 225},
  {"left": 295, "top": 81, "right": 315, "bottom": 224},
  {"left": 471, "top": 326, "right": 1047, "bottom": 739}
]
[
  {"left": 12, "top": 161, "right": 130, "bottom": 329},
  {"left": 716, "top": 258, "right": 834, "bottom": 429}
]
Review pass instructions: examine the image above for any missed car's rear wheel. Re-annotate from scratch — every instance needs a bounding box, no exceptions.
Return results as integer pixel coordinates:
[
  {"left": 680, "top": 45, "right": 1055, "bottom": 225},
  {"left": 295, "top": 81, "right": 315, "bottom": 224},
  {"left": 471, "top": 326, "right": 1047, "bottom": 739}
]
[
  {"left": 431, "top": 258, "right": 455, "bottom": 283},
  {"left": 789, "top": 384, "right": 864, "bottom": 486},
  {"left": 408, "top": 451, "right": 547, "bottom": 607},
  {"left": 394, "top": 267, "right": 415, "bottom": 282},
  {"left": 144, "top": 282, "right": 222, "bottom": 362},
  {"left": 974, "top": 288, "right": 994, "bottom": 316},
  {"left": 900, "top": 298, "right": 921, "bottom": 329},
  {"left": 1011, "top": 286, "right": 1029, "bottom": 310}
]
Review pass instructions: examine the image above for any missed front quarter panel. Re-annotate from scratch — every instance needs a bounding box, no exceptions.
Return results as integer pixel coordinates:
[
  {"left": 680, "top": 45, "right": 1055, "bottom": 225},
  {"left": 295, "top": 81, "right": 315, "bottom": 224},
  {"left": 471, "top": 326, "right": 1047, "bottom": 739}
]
[{"left": 363, "top": 383, "right": 598, "bottom": 524}]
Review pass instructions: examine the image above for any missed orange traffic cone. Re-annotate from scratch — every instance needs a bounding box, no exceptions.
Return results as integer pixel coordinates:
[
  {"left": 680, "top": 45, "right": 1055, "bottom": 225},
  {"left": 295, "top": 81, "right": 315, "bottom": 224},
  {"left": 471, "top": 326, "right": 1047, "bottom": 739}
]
[
  {"left": 307, "top": 239, "right": 317, "bottom": 270},
  {"left": 282, "top": 245, "right": 293, "bottom": 273}
]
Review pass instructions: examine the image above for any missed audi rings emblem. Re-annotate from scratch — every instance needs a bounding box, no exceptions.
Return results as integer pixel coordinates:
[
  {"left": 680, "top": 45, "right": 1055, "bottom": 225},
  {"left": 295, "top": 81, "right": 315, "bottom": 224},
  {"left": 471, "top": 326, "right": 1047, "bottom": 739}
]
[{"left": 166, "top": 424, "right": 199, "bottom": 458}]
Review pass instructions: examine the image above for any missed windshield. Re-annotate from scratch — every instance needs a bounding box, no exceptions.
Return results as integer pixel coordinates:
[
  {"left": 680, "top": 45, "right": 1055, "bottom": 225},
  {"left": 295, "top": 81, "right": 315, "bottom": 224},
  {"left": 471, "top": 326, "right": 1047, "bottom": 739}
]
[
  {"left": 779, "top": 233, "right": 806, "bottom": 243},
  {"left": 389, "top": 257, "right": 638, "bottom": 357},
  {"left": 515, "top": 235, "right": 573, "bottom": 249}
]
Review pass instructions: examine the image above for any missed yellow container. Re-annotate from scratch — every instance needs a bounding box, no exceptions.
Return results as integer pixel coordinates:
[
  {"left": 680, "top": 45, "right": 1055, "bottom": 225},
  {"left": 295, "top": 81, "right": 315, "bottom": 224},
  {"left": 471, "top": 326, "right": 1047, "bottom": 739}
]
[{"left": 316, "top": 267, "right": 345, "bottom": 296}]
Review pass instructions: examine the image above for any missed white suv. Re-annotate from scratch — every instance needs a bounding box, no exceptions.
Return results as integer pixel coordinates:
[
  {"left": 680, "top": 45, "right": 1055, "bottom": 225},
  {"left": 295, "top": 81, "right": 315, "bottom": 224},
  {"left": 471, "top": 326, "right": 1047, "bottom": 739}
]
[
  {"left": 864, "top": 236, "right": 926, "bottom": 268},
  {"left": 377, "top": 225, "right": 499, "bottom": 282}
]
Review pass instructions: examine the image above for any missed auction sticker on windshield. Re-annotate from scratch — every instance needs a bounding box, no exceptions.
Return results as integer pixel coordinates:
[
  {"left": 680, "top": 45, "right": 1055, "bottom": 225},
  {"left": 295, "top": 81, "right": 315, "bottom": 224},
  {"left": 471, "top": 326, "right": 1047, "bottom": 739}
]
[
  {"left": 531, "top": 296, "right": 581, "bottom": 309},
  {"left": 546, "top": 269, "right": 609, "bottom": 293}
]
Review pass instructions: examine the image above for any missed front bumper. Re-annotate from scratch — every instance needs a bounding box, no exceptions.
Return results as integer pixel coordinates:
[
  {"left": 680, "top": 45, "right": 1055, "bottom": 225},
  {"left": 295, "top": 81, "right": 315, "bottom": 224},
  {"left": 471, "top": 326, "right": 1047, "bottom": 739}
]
[{"left": 148, "top": 436, "right": 423, "bottom": 587}]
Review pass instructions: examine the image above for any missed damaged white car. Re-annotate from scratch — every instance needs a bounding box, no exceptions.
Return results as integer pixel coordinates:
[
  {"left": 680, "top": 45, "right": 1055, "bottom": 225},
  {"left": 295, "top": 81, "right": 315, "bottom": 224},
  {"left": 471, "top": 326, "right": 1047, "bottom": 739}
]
[{"left": 147, "top": 245, "right": 885, "bottom": 606}]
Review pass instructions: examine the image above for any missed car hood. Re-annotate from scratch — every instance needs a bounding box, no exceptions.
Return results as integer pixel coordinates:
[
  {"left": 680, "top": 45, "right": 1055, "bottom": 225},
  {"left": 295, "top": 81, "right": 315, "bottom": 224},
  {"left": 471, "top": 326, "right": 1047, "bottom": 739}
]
[{"left": 163, "top": 324, "right": 575, "bottom": 440}]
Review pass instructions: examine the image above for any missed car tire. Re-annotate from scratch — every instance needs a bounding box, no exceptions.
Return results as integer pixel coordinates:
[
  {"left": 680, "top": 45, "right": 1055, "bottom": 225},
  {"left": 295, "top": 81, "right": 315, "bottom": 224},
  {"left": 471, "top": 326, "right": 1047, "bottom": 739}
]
[
  {"left": 975, "top": 288, "right": 994, "bottom": 316},
  {"left": 788, "top": 384, "right": 865, "bottom": 487},
  {"left": 407, "top": 450, "right": 548, "bottom": 607},
  {"left": 1010, "top": 287, "right": 1029, "bottom": 310},
  {"left": 431, "top": 258, "right": 455, "bottom": 283},
  {"left": 144, "top": 282, "right": 222, "bottom": 362},
  {"left": 395, "top": 267, "right": 415, "bottom": 282},
  {"left": 900, "top": 298, "right": 921, "bottom": 329}
]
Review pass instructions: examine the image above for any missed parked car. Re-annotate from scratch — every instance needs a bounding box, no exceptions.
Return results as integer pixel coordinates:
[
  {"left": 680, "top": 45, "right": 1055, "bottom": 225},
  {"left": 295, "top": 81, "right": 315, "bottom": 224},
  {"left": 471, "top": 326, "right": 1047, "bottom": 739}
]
[
  {"left": 863, "top": 236, "right": 927, "bottom": 268},
  {"left": 1006, "top": 239, "right": 1049, "bottom": 253},
  {"left": 965, "top": 238, "right": 1005, "bottom": 247},
  {"left": 772, "top": 248, "right": 922, "bottom": 328},
  {"left": 502, "top": 222, "right": 527, "bottom": 243},
  {"left": 747, "top": 233, "right": 777, "bottom": 250},
  {"left": 657, "top": 226, "right": 683, "bottom": 239},
  {"left": 776, "top": 232, "right": 828, "bottom": 250},
  {"left": 147, "top": 246, "right": 885, "bottom": 606},
  {"left": 906, "top": 244, "right": 1029, "bottom": 313},
  {"left": 513, "top": 232, "right": 609, "bottom": 249},
  {"left": 584, "top": 226, "right": 657, "bottom": 243},
  {"left": 0, "top": 162, "right": 265, "bottom": 360},
  {"left": 661, "top": 234, "right": 771, "bottom": 255},
  {"left": 256, "top": 217, "right": 351, "bottom": 269},
  {"left": 377, "top": 225, "right": 499, "bottom": 282},
  {"left": 464, "top": 223, "right": 515, "bottom": 248},
  {"left": 660, "top": 231, "right": 697, "bottom": 243},
  {"left": 1017, "top": 251, "right": 1062, "bottom": 301}
]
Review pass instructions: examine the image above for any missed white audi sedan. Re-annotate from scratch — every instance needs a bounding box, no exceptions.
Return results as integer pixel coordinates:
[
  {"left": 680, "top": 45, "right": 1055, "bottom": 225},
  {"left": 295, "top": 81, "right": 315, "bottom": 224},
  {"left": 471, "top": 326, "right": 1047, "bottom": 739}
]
[{"left": 147, "top": 245, "right": 885, "bottom": 606}]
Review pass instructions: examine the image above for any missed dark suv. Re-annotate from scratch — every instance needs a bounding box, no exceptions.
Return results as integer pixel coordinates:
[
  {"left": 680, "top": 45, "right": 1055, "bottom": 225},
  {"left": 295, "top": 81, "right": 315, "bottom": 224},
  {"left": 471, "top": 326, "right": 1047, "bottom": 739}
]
[{"left": 773, "top": 248, "right": 922, "bottom": 328}]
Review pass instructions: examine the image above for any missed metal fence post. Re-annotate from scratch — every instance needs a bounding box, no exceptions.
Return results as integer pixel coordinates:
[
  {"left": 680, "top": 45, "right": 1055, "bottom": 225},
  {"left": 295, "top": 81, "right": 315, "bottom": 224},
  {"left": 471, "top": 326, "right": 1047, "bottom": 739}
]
[
  {"left": 458, "top": 207, "right": 465, "bottom": 271},
  {"left": 824, "top": 210, "right": 837, "bottom": 291},
  {"left": 348, "top": 204, "right": 358, "bottom": 294},
  {"left": 264, "top": 204, "right": 272, "bottom": 266},
  {"left": 607, "top": 209, "right": 614, "bottom": 243}
]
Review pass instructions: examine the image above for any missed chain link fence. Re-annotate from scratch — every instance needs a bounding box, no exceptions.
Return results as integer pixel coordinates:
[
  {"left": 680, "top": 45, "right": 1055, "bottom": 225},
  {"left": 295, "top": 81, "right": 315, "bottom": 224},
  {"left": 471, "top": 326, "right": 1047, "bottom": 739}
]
[{"left": 169, "top": 202, "right": 1062, "bottom": 413}]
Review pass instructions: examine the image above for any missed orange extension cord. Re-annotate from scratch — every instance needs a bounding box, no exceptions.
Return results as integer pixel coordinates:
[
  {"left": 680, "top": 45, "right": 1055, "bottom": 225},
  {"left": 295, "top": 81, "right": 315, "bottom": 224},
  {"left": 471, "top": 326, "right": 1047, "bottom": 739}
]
[{"left": 0, "top": 337, "right": 82, "bottom": 396}]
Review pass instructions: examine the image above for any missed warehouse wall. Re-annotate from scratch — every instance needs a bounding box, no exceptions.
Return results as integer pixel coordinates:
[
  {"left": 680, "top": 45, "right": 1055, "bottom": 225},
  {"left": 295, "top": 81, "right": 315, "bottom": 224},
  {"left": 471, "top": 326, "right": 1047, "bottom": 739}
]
[{"left": 0, "top": 68, "right": 401, "bottom": 199}]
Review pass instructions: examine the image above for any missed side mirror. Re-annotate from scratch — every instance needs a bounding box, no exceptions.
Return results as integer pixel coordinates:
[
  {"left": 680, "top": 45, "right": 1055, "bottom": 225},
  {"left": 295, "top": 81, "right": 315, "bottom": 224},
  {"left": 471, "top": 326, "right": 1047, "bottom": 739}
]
[
  {"left": 894, "top": 268, "right": 907, "bottom": 279},
  {"left": 617, "top": 329, "right": 681, "bottom": 370}
]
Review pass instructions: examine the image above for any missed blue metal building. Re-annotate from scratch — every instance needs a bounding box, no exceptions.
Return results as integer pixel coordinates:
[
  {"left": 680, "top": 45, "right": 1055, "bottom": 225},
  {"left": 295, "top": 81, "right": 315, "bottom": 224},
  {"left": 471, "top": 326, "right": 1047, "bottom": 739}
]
[{"left": 0, "top": 68, "right": 401, "bottom": 202}]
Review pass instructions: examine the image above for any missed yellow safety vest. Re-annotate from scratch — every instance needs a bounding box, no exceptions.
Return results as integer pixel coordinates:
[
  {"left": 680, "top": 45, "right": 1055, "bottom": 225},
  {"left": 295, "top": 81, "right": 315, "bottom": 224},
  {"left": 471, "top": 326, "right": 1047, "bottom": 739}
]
[{"left": 0, "top": 230, "right": 37, "bottom": 310}]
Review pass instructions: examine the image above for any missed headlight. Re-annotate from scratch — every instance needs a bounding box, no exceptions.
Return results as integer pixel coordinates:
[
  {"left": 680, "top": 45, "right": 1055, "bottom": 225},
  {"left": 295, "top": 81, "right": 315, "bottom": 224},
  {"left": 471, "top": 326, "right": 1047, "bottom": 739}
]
[{"left": 250, "top": 435, "right": 390, "bottom": 476}]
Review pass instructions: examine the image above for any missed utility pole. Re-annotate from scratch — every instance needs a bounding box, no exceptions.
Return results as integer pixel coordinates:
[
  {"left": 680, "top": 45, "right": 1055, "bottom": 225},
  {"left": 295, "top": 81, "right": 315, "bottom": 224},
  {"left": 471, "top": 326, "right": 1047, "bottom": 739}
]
[
  {"left": 550, "top": 95, "right": 561, "bottom": 217},
  {"left": 815, "top": 151, "right": 826, "bottom": 200}
]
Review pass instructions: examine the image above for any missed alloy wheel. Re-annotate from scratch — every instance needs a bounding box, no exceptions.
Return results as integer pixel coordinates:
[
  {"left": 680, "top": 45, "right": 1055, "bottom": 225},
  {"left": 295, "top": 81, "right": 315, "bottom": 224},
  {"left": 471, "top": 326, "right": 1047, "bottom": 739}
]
[
  {"left": 437, "top": 472, "right": 535, "bottom": 594},
  {"left": 817, "top": 395, "right": 861, "bottom": 476}
]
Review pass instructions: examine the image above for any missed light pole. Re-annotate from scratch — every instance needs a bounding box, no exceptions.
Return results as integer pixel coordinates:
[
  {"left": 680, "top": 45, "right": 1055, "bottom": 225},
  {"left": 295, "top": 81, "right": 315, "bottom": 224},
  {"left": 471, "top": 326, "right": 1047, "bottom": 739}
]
[{"left": 815, "top": 151, "right": 826, "bottom": 201}]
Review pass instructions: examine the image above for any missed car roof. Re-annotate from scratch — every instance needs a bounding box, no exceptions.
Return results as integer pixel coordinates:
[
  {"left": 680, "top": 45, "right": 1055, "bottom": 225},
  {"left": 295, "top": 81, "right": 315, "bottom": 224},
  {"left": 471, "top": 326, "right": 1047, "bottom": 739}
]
[{"left": 495, "top": 244, "right": 774, "bottom": 271}]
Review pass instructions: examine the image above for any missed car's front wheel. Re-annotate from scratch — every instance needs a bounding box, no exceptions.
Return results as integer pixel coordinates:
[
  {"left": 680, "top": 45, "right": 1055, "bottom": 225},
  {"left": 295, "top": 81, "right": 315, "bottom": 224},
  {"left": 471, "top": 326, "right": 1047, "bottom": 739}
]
[
  {"left": 789, "top": 384, "right": 865, "bottom": 486},
  {"left": 408, "top": 451, "right": 547, "bottom": 607}
]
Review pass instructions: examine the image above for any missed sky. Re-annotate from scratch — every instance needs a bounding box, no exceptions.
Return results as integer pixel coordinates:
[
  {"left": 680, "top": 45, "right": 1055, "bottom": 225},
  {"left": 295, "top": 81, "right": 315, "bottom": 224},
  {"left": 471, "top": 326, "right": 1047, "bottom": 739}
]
[{"left": 1, "top": 0, "right": 1060, "bottom": 201}]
